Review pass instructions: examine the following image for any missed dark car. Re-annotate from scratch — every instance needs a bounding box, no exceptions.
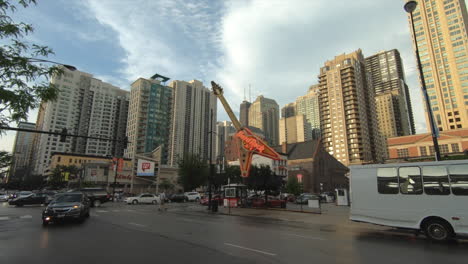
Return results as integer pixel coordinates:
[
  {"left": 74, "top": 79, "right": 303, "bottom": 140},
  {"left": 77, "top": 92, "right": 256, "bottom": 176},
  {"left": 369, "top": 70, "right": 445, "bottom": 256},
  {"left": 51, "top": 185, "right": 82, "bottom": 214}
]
[
  {"left": 295, "top": 194, "right": 320, "bottom": 204},
  {"left": 42, "top": 192, "right": 90, "bottom": 226},
  {"left": 70, "top": 188, "right": 110, "bottom": 207},
  {"left": 200, "top": 195, "right": 223, "bottom": 206},
  {"left": 169, "top": 193, "right": 186, "bottom": 203},
  {"left": 8, "top": 193, "right": 48, "bottom": 207}
]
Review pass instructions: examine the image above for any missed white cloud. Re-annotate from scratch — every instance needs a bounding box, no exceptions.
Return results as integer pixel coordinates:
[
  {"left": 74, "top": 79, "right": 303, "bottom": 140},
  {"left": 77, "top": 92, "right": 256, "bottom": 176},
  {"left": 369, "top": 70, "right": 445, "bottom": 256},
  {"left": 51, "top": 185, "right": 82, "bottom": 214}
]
[{"left": 215, "top": 0, "right": 427, "bottom": 133}]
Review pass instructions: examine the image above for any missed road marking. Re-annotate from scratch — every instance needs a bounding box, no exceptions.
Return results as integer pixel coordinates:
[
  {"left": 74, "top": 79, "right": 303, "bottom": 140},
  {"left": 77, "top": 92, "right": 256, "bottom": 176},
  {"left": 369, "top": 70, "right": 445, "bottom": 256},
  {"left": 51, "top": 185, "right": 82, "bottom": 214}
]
[
  {"left": 20, "top": 215, "right": 32, "bottom": 219},
  {"left": 224, "top": 243, "right": 277, "bottom": 256},
  {"left": 128, "top": 222, "right": 146, "bottom": 227},
  {"left": 0, "top": 216, "right": 10, "bottom": 221},
  {"left": 96, "top": 210, "right": 109, "bottom": 213},
  {"left": 284, "top": 233, "right": 325, "bottom": 240}
]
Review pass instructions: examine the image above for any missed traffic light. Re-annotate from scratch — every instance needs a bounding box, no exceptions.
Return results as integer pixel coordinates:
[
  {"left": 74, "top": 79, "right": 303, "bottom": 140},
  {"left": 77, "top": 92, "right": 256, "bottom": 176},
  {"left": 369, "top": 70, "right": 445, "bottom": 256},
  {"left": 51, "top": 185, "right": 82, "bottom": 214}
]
[{"left": 60, "top": 128, "right": 68, "bottom": 142}]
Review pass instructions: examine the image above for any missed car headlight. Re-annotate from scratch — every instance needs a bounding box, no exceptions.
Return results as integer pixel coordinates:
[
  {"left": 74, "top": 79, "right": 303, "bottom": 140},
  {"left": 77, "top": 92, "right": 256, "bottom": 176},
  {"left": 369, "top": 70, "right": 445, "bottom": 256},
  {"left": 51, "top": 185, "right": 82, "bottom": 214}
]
[{"left": 71, "top": 205, "right": 81, "bottom": 210}]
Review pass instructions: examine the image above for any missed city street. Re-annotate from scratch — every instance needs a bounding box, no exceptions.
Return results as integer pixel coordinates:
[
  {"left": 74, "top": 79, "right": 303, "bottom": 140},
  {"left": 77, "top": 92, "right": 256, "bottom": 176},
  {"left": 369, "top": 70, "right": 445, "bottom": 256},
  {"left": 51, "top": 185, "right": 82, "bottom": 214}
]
[{"left": 1, "top": 201, "right": 468, "bottom": 264}]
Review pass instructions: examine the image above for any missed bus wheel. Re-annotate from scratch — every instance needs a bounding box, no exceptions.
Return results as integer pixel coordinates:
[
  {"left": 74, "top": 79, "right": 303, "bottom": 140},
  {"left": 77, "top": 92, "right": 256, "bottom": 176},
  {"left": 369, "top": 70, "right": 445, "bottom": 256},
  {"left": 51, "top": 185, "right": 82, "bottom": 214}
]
[{"left": 423, "top": 218, "right": 454, "bottom": 242}]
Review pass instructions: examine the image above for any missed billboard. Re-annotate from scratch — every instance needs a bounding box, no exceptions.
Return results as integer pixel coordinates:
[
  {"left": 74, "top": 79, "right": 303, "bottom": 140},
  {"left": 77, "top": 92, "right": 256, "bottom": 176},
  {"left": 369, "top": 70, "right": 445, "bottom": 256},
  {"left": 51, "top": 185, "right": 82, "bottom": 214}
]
[{"left": 137, "top": 159, "right": 155, "bottom": 176}]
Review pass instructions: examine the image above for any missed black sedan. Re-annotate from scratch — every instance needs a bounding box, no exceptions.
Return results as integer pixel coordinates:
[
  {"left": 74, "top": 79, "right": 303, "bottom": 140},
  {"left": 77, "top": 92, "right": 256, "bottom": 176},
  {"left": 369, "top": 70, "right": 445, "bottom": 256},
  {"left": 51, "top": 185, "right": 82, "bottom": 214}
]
[
  {"left": 42, "top": 192, "right": 90, "bottom": 226},
  {"left": 8, "top": 193, "right": 47, "bottom": 207},
  {"left": 169, "top": 193, "right": 187, "bottom": 203}
]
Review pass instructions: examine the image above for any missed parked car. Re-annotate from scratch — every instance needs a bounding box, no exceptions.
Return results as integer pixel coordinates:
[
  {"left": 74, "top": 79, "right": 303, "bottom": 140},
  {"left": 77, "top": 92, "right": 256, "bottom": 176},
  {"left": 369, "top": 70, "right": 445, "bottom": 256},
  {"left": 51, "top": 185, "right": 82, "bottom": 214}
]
[
  {"left": 184, "top": 192, "right": 201, "bottom": 202},
  {"left": 200, "top": 194, "right": 223, "bottom": 206},
  {"left": 10, "top": 191, "right": 33, "bottom": 200},
  {"left": 42, "top": 192, "right": 90, "bottom": 226},
  {"left": 0, "top": 193, "right": 9, "bottom": 202},
  {"left": 125, "top": 193, "right": 159, "bottom": 205},
  {"left": 266, "top": 196, "right": 287, "bottom": 208},
  {"left": 8, "top": 193, "right": 48, "bottom": 207},
  {"left": 70, "top": 188, "right": 110, "bottom": 207},
  {"left": 170, "top": 193, "right": 187, "bottom": 203},
  {"left": 295, "top": 193, "right": 320, "bottom": 204}
]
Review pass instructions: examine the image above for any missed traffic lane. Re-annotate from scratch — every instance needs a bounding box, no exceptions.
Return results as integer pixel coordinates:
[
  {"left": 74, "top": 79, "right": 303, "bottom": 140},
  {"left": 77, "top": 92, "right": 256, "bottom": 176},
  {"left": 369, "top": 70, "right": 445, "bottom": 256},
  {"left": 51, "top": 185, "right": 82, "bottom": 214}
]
[
  {"left": 0, "top": 209, "right": 256, "bottom": 264},
  {"left": 93, "top": 206, "right": 468, "bottom": 264}
]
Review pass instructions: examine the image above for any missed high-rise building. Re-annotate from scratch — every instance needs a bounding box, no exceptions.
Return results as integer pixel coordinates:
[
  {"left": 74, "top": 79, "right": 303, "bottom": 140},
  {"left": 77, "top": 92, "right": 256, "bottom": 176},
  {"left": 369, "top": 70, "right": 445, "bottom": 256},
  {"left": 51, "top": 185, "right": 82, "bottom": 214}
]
[
  {"left": 240, "top": 100, "right": 251, "bottom": 127},
  {"left": 125, "top": 75, "right": 173, "bottom": 164},
  {"left": 281, "top": 103, "right": 296, "bottom": 118},
  {"left": 406, "top": 0, "right": 468, "bottom": 131},
  {"left": 168, "top": 80, "right": 217, "bottom": 165},
  {"left": 248, "top": 95, "right": 280, "bottom": 146},
  {"left": 319, "top": 50, "right": 385, "bottom": 165},
  {"left": 215, "top": 121, "right": 236, "bottom": 162},
  {"left": 34, "top": 68, "right": 129, "bottom": 175},
  {"left": 8, "top": 122, "right": 36, "bottom": 182},
  {"left": 279, "top": 115, "right": 306, "bottom": 144},
  {"left": 296, "top": 85, "right": 321, "bottom": 140},
  {"left": 365, "top": 49, "right": 415, "bottom": 139}
]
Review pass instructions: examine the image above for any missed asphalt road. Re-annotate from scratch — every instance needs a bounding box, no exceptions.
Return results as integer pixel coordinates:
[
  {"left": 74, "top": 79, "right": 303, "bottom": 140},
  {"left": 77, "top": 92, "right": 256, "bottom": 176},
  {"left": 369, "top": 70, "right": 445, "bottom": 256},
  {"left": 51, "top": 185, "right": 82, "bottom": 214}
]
[{"left": 1, "top": 202, "right": 468, "bottom": 264}]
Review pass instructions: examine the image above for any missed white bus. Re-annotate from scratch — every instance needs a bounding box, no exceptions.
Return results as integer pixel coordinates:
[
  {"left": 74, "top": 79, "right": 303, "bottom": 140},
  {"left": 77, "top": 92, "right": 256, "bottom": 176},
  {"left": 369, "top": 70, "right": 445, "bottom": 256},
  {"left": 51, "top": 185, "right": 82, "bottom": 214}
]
[{"left": 350, "top": 160, "right": 468, "bottom": 241}]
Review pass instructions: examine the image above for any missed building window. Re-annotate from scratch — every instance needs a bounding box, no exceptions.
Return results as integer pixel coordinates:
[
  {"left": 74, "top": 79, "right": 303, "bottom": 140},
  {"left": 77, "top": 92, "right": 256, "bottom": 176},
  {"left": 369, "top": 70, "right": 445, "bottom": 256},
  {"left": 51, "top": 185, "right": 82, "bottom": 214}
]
[
  {"left": 399, "top": 167, "right": 423, "bottom": 195},
  {"left": 451, "top": 143, "right": 460, "bottom": 153},
  {"left": 397, "top": 148, "right": 409, "bottom": 158},
  {"left": 58, "top": 157, "right": 61, "bottom": 162},
  {"left": 440, "top": 144, "right": 449, "bottom": 154},
  {"left": 429, "top": 146, "right": 435, "bottom": 155},
  {"left": 420, "top": 146, "right": 428, "bottom": 156}
]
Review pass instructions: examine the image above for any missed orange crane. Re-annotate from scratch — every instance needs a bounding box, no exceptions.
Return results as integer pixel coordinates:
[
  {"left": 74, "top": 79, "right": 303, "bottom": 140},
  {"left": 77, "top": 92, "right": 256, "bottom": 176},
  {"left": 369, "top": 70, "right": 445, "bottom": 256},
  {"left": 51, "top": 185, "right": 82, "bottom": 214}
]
[{"left": 211, "top": 81, "right": 281, "bottom": 177}]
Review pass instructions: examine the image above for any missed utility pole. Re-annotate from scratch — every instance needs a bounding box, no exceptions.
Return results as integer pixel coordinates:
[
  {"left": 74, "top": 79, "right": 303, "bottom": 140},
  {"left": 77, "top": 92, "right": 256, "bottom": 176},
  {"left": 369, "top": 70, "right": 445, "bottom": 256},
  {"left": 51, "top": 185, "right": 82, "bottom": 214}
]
[{"left": 208, "top": 109, "right": 213, "bottom": 211}]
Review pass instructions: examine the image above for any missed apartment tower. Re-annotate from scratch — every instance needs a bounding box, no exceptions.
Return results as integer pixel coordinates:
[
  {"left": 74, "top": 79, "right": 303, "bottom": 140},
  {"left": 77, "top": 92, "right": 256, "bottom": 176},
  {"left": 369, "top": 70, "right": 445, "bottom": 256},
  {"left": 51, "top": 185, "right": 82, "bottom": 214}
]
[
  {"left": 34, "top": 68, "right": 129, "bottom": 175},
  {"left": 125, "top": 75, "right": 173, "bottom": 164},
  {"left": 168, "top": 80, "right": 217, "bottom": 165},
  {"left": 240, "top": 100, "right": 251, "bottom": 127},
  {"left": 406, "top": 0, "right": 468, "bottom": 131},
  {"left": 9, "top": 122, "right": 36, "bottom": 182},
  {"left": 365, "top": 49, "right": 415, "bottom": 138},
  {"left": 319, "top": 50, "right": 384, "bottom": 165},
  {"left": 279, "top": 115, "right": 306, "bottom": 144},
  {"left": 248, "top": 95, "right": 280, "bottom": 146},
  {"left": 296, "top": 85, "right": 322, "bottom": 140}
]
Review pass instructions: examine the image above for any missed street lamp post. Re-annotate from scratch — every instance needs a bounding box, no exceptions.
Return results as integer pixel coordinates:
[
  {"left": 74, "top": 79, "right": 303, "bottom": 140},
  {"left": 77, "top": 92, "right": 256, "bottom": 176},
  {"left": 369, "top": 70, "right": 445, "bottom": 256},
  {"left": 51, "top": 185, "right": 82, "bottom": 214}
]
[{"left": 404, "top": 0, "right": 441, "bottom": 161}]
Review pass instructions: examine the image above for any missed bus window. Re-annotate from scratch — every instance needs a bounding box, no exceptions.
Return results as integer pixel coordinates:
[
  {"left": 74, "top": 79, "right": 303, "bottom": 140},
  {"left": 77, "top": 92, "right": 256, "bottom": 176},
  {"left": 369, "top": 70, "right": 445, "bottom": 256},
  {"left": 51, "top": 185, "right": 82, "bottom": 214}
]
[
  {"left": 422, "top": 166, "right": 450, "bottom": 195},
  {"left": 377, "top": 168, "right": 398, "bottom": 194},
  {"left": 399, "top": 167, "right": 423, "bottom": 195},
  {"left": 448, "top": 165, "right": 468, "bottom": 196}
]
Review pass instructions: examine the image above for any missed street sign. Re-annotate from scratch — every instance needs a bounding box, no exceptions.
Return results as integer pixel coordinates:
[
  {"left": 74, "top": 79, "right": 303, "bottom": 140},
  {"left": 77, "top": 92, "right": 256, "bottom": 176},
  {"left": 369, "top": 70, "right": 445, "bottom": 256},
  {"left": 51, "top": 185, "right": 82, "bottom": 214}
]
[
  {"left": 137, "top": 159, "right": 155, "bottom": 176},
  {"left": 297, "top": 174, "right": 303, "bottom": 183}
]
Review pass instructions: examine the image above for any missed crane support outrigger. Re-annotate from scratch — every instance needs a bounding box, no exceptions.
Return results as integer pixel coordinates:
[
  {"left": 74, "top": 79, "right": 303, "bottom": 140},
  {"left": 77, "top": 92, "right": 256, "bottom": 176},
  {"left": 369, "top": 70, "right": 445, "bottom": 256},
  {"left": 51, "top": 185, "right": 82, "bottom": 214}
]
[{"left": 211, "top": 81, "right": 281, "bottom": 177}]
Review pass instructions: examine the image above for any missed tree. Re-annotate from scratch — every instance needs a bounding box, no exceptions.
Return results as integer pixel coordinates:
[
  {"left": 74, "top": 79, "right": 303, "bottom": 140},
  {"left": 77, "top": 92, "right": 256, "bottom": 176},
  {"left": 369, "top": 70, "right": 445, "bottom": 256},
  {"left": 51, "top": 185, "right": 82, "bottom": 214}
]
[
  {"left": 0, "top": 150, "right": 12, "bottom": 171},
  {"left": 212, "top": 165, "right": 242, "bottom": 189},
  {"left": 244, "top": 165, "right": 283, "bottom": 194},
  {"left": 177, "top": 153, "right": 208, "bottom": 191},
  {"left": 0, "top": 0, "right": 62, "bottom": 128},
  {"left": 158, "top": 178, "right": 175, "bottom": 192},
  {"left": 48, "top": 165, "right": 78, "bottom": 188},
  {"left": 285, "top": 176, "right": 301, "bottom": 196}
]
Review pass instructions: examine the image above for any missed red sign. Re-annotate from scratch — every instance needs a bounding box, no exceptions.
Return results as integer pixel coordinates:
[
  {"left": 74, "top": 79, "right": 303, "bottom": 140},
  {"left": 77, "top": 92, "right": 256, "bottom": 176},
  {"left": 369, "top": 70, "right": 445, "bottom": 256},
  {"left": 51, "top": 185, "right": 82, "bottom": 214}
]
[
  {"left": 141, "top": 162, "right": 151, "bottom": 171},
  {"left": 234, "top": 127, "right": 281, "bottom": 177},
  {"left": 117, "top": 158, "right": 124, "bottom": 172},
  {"left": 297, "top": 174, "right": 303, "bottom": 183}
]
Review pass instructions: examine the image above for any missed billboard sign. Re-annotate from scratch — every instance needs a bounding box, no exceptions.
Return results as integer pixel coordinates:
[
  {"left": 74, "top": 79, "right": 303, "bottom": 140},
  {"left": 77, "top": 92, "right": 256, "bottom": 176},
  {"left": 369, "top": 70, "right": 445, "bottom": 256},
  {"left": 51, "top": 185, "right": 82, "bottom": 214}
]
[{"left": 137, "top": 159, "right": 155, "bottom": 176}]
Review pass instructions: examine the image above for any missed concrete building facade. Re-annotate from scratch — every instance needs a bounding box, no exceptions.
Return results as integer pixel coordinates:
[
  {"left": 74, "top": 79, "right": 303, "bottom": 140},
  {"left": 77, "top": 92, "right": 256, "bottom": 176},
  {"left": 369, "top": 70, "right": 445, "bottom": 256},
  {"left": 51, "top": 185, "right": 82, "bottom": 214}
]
[
  {"left": 281, "top": 102, "right": 296, "bottom": 118},
  {"left": 365, "top": 49, "right": 415, "bottom": 138},
  {"left": 319, "top": 50, "right": 385, "bottom": 166},
  {"left": 34, "top": 68, "right": 129, "bottom": 176},
  {"left": 248, "top": 95, "right": 279, "bottom": 146},
  {"left": 406, "top": 0, "right": 468, "bottom": 131},
  {"left": 168, "top": 80, "right": 217, "bottom": 165},
  {"left": 215, "top": 121, "right": 236, "bottom": 162},
  {"left": 279, "top": 115, "right": 306, "bottom": 144},
  {"left": 9, "top": 122, "right": 36, "bottom": 182},
  {"left": 296, "top": 85, "right": 321, "bottom": 140},
  {"left": 125, "top": 76, "right": 173, "bottom": 164},
  {"left": 240, "top": 100, "right": 251, "bottom": 127}
]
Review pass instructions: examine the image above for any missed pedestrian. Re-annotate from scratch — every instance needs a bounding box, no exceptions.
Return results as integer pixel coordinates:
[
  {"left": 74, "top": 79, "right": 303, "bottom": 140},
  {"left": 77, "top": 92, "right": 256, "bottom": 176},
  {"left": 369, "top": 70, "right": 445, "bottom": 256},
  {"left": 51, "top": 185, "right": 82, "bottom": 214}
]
[{"left": 158, "top": 191, "right": 167, "bottom": 211}]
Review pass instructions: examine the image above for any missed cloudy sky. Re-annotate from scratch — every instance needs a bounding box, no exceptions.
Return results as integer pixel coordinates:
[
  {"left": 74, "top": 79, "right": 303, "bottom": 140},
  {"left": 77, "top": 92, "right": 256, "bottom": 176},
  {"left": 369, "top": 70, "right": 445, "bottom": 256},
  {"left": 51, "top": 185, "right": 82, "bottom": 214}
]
[{"left": 1, "top": 0, "right": 427, "bottom": 152}]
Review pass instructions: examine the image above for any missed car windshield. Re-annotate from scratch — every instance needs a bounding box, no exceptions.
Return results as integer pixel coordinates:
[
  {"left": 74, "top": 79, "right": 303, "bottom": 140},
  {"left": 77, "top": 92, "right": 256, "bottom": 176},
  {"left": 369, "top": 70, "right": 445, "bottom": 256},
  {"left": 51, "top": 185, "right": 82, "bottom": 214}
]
[{"left": 54, "top": 194, "right": 82, "bottom": 203}]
